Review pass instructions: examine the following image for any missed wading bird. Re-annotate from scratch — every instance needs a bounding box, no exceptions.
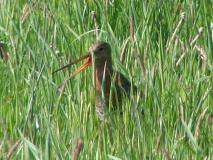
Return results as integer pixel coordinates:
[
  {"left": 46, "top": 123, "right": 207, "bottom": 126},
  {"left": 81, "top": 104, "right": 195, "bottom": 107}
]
[{"left": 53, "top": 41, "right": 139, "bottom": 120}]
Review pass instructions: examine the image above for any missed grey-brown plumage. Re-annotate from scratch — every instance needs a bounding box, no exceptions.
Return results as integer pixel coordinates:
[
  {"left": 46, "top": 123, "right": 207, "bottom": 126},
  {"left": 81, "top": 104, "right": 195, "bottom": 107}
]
[
  {"left": 87, "top": 42, "right": 138, "bottom": 120},
  {"left": 53, "top": 41, "right": 139, "bottom": 121}
]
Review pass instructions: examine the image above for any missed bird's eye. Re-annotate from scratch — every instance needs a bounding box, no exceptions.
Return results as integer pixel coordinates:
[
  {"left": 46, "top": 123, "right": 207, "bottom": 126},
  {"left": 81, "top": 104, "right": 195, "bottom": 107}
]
[{"left": 99, "top": 47, "right": 104, "bottom": 51}]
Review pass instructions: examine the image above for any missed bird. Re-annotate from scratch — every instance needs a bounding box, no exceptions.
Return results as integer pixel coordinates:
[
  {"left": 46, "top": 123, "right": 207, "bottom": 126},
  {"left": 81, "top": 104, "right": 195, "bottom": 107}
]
[{"left": 53, "top": 41, "right": 139, "bottom": 121}]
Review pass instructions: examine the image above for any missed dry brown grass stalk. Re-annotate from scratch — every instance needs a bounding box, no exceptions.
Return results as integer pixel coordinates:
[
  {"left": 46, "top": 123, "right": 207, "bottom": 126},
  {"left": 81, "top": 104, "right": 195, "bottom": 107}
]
[
  {"left": 194, "top": 107, "right": 208, "bottom": 139},
  {"left": 194, "top": 45, "right": 208, "bottom": 71},
  {"left": 92, "top": 11, "right": 99, "bottom": 40},
  {"left": 21, "top": 3, "right": 37, "bottom": 26},
  {"left": 72, "top": 138, "right": 84, "bottom": 160},
  {"left": 6, "top": 139, "right": 21, "bottom": 160},
  {"left": 166, "top": 12, "right": 185, "bottom": 52}
]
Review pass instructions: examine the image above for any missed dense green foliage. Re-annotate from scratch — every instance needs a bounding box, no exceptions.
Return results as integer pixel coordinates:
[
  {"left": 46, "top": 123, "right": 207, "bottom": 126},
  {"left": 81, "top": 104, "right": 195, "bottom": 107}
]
[{"left": 0, "top": 0, "right": 212, "bottom": 159}]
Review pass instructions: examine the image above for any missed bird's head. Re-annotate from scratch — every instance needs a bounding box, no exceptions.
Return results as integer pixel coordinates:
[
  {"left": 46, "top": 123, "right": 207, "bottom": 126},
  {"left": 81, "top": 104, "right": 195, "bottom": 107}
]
[
  {"left": 89, "top": 41, "right": 111, "bottom": 62},
  {"left": 52, "top": 41, "right": 112, "bottom": 77}
]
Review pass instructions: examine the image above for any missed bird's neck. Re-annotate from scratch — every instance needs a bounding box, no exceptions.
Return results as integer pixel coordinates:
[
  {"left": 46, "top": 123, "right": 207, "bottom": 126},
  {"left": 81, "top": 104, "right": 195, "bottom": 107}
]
[{"left": 95, "top": 60, "right": 113, "bottom": 101}]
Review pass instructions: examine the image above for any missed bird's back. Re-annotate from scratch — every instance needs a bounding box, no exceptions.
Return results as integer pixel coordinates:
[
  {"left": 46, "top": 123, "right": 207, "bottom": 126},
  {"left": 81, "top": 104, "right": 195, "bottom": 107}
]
[{"left": 108, "top": 72, "right": 138, "bottom": 108}]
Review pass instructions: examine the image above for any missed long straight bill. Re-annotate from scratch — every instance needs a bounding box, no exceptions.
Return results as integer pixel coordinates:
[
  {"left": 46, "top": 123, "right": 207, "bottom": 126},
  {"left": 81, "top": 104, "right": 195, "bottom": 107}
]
[
  {"left": 69, "top": 56, "right": 92, "bottom": 78},
  {"left": 52, "top": 54, "right": 91, "bottom": 74}
]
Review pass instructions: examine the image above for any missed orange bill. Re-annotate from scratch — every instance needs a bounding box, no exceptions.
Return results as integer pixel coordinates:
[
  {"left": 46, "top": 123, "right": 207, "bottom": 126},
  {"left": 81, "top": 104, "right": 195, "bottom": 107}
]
[{"left": 53, "top": 53, "right": 92, "bottom": 77}]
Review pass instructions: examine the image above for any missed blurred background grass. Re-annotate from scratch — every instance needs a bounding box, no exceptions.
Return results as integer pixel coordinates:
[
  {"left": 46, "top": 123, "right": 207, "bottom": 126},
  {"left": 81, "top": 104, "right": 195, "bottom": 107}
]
[{"left": 0, "top": 0, "right": 212, "bottom": 159}]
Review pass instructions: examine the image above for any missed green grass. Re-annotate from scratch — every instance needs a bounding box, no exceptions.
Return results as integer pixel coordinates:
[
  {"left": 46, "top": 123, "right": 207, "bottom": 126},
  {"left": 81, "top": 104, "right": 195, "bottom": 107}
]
[{"left": 0, "top": 0, "right": 212, "bottom": 159}]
